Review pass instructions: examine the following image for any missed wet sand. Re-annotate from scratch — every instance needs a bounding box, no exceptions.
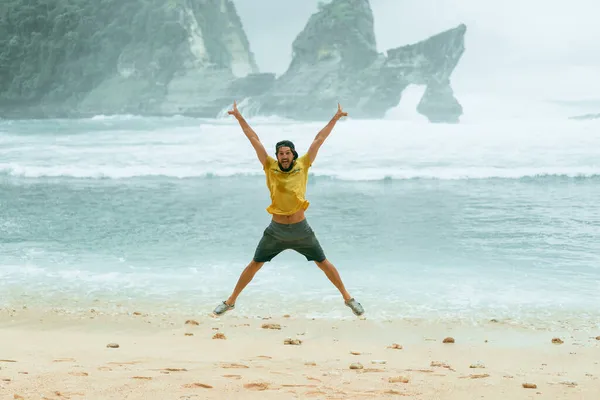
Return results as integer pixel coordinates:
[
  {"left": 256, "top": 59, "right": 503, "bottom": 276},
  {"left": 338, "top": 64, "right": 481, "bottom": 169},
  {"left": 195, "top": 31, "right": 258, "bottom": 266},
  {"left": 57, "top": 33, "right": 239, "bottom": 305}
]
[{"left": 1, "top": 307, "right": 599, "bottom": 399}]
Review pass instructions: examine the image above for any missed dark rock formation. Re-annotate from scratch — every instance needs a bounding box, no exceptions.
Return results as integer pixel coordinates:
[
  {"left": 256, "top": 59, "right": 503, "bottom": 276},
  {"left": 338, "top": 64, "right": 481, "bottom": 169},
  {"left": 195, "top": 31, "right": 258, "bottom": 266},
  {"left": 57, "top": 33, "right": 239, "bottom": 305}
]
[
  {"left": 245, "top": 0, "right": 466, "bottom": 122},
  {"left": 0, "top": 0, "right": 466, "bottom": 123},
  {"left": 0, "top": 0, "right": 259, "bottom": 118},
  {"left": 569, "top": 113, "right": 600, "bottom": 120}
]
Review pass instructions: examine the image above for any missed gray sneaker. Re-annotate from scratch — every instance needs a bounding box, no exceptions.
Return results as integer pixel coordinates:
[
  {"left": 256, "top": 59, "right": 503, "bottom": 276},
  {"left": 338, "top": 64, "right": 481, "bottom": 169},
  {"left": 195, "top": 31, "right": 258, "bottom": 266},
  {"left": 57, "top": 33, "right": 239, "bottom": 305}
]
[
  {"left": 213, "top": 301, "right": 235, "bottom": 316},
  {"left": 345, "top": 298, "right": 364, "bottom": 316}
]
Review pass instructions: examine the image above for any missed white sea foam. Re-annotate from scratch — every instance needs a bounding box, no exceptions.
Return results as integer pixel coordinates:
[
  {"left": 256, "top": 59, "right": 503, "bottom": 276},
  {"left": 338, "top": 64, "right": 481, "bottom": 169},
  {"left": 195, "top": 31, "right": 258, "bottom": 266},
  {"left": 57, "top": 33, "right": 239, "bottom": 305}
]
[{"left": 1, "top": 116, "right": 598, "bottom": 180}]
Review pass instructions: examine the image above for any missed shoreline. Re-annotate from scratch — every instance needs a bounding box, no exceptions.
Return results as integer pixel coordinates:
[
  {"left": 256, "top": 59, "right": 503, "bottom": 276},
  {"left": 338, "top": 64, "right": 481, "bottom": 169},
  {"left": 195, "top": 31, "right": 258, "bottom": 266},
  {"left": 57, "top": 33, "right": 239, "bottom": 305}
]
[
  {"left": 1, "top": 307, "right": 599, "bottom": 399},
  {"left": 2, "top": 298, "right": 600, "bottom": 332}
]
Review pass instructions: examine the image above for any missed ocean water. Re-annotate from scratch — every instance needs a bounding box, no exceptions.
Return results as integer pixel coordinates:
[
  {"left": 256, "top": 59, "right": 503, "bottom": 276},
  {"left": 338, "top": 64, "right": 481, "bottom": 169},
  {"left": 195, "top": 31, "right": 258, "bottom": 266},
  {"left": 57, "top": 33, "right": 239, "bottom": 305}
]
[{"left": 1, "top": 113, "right": 599, "bottom": 327}]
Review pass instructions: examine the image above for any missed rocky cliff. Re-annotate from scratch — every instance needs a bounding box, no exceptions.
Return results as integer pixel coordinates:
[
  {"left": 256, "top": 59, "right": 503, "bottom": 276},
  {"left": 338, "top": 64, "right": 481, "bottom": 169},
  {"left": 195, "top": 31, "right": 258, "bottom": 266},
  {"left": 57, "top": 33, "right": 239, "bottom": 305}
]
[
  {"left": 248, "top": 0, "right": 466, "bottom": 122},
  {"left": 570, "top": 113, "right": 600, "bottom": 120},
  {"left": 0, "top": 0, "right": 259, "bottom": 117},
  {"left": 0, "top": 0, "right": 467, "bottom": 123}
]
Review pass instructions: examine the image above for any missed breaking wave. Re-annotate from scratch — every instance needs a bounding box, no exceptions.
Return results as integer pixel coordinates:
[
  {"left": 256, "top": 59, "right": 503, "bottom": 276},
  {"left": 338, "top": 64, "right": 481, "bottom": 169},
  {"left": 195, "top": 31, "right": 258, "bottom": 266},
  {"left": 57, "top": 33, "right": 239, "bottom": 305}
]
[{"left": 1, "top": 164, "right": 599, "bottom": 181}]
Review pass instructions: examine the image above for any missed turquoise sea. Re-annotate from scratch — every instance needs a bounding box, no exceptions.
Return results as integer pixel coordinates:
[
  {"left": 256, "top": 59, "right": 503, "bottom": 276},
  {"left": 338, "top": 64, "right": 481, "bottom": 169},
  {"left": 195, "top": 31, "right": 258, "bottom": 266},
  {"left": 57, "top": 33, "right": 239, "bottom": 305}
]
[{"left": 1, "top": 114, "right": 599, "bottom": 328}]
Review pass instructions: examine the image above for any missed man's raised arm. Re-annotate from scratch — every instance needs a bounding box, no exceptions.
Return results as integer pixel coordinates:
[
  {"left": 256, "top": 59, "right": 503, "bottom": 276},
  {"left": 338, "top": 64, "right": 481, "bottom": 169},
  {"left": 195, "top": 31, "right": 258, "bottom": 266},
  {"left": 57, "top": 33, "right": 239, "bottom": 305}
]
[
  {"left": 228, "top": 101, "right": 268, "bottom": 166},
  {"left": 307, "top": 103, "right": 348, "bottom": 164}
]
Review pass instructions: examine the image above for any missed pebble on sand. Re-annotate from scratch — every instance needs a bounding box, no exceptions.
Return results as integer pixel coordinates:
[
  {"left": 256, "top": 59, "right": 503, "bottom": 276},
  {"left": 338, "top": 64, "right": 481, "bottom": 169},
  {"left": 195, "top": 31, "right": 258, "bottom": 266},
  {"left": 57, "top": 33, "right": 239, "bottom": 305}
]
[
  {"left": 284, "top": 338, "right": 302, "bottom": 345},
  {"left": 595, "top": 336, "right": 600, "bottom": 340},
  {"left": 470, "top": 362, "right": 486, "bottom": 369},
  {"left": 212, "top": 332, "right": 226, "bottom": 340},
  {"left": 552, "top": 338, "right": 564, "bottom": 344},
  {"left": 185, "top": 320, "right": 200, "bottom": 326},
  {"left": 182, "top": 382, "right": 213, "bottom": 389},
  {"left": 442, "top": 337, "right": 455, "bottom": 343},
  {"left": 388, "top": 376, "right": 410, "bottom": 383},
  {"left": 468, "top": 374, "right": 490, "bottom": 379},
  {"left": 350, "top": 351, "right": 361, "bottom": 355},
  {"left": 244, "top": 382, "right": 270, "bottom": 391},
  {"left": 261, "top": 323, "right": 282, "bottom": 330},
  {"left": 68, "top": 372, "right": 89, "bottom": 376},
  {"left": 106, "top": 343, "right": 119, "bottom": 348},
  {"left": 349, "top": 362, "right": 364, "bottom": 370},
  {"left": 184, "top": 333, "right": 194, "bottom": 336},
  {"left": 387, "top": 343, "right": 403, "bottom": 350},
  {"left": 522, "top": 383, "right": 537, "bottom": 389}
]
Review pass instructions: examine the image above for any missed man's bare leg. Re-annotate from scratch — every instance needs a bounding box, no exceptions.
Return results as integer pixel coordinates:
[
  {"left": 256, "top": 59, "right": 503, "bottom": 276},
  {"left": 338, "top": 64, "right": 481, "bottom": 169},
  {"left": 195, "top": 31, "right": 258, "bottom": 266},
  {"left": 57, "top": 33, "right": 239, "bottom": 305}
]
[
  {"left": 225, "top": 260, "right": 264, "bottom": 306},
  {"left": 315, "top": 259, "right": 352, "bottom": 302}
]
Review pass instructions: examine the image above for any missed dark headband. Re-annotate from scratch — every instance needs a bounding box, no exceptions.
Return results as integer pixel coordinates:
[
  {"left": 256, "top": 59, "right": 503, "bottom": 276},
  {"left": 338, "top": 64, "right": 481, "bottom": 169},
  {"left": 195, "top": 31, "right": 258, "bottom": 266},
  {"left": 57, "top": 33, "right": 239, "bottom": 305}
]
[{"left": 275, "top": 140, "right": 298, "bottom": 160}]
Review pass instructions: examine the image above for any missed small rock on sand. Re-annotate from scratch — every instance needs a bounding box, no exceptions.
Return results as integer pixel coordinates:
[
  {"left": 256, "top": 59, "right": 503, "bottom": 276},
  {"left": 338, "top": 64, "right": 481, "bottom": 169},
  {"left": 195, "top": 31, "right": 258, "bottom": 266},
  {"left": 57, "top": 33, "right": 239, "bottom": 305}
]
[
  {"left": 595, "top": 336, "right": 600, "bottom": 340},
  {"left": 244, "top": 382, "right": 270, "bottom": 391},
  {"left": 350, "top": 351, "right": 361, "bottom": 355},
  {"left": 522, "top": 383, "right": 537, "bottom": 389},
  {"left": 468, "top": 374, "right": 490, "bottom": 379},
  {"left": 262, "top": 323, "right": 281, "bottom": 330},
  {"left": 349, "top": 363, "right": 363, "bottom": 370},
  {"left": 106, "top": 343, "right": 119, "bottom": 348},
  {"left": 185, "top": 320, "right": 200, "bottom": 326},
  {"left": 133, "top": 311, "right": 142, "bottom": 316},
  {"left": 212, "top": 332, "right": 226, "bottom": 340},
  {"left": 388, "top": 376, "right": 410, "bottom": 383},
  {"left": 431, "top": 361, "right": 451, "bottom": 369},
  {"left": 560, "top": 381, "right": 578, "bottom": 387},
  {"left": 182, "top": 382, "right": 213, "bottom": 389},
  {"left": 13, "top": 395, "right": 25, "bottom": 400},
  {"left": 371, "top": 360, "right": 387, "bottom": 365},
  {"left": 305, "top": 362, "right": 317, "bottom": 366},
  {"left": 283, "top": 314, "right": 291, "bottom": 318},
  {"left": 552, "top": 338, "right": 564, "bottom": 344},
  {"left": 442, "top": 337, "right": 455, "bottom": 343},
  {"left": 387, "top": 343, "right": 403, "bottom": 350},
  {"left": 284, "top": 338, "right": 302, "bottom": 345},
  {"left": 470, "top": 362, "right": 486, "bottom": 369},
  {"left": 184, "top": 333, "right": 194, "bottom": 336},
  {"left": 221, "top": 363, "right": 249, "bottom": 369}
]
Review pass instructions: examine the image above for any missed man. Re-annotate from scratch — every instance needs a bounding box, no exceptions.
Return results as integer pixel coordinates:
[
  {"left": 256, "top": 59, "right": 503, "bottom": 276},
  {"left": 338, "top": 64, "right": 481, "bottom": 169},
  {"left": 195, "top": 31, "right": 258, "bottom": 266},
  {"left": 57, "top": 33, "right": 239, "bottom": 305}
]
[{"left": 212, "top": 101, "right": 364, "bottom": 317}]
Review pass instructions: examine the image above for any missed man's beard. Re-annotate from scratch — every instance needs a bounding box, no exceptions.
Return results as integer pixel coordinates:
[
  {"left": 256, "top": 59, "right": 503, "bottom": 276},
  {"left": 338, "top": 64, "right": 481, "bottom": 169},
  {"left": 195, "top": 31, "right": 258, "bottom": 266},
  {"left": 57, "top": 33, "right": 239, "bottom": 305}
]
[{"left": 278, "top": 160, "right": 294, "bottom": 172}]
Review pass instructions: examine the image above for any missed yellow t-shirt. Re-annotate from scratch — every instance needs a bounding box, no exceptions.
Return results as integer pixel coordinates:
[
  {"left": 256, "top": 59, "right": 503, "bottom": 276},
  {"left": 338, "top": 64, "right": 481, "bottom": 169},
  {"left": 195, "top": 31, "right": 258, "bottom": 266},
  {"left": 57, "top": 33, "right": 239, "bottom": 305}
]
[{"left": 263, "top": 153, "right": 311, "bottom": 215}]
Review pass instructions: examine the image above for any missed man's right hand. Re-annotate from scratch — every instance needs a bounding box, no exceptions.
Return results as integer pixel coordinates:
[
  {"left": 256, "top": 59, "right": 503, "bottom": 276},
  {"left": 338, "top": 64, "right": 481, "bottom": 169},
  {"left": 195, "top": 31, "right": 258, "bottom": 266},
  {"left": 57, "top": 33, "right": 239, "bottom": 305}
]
[{"left": 228, "top": 101, "right": 242, "bottom": 119}]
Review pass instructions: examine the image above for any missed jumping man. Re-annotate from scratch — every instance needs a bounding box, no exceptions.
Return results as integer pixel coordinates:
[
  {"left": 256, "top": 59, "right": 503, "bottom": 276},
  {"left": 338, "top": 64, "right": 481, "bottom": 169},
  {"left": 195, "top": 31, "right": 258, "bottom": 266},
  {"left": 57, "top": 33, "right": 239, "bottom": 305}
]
[{"left": 212, "top": 102, "right": 364, "bottom": 317}]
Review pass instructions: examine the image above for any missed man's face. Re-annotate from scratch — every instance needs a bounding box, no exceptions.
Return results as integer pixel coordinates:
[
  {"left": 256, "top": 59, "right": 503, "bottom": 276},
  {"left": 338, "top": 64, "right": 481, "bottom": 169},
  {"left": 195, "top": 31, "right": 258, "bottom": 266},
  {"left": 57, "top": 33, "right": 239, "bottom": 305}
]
[{"left": 277, "top": 146, "right": 294, "bottom": 170}]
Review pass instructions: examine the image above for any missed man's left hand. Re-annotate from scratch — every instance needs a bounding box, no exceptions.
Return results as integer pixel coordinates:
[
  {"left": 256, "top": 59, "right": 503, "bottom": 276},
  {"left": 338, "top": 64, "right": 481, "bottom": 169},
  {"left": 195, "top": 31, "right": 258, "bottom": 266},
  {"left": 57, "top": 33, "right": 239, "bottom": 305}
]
[{"left": 334, "top": 103, "right": 348, "bottom": 120}]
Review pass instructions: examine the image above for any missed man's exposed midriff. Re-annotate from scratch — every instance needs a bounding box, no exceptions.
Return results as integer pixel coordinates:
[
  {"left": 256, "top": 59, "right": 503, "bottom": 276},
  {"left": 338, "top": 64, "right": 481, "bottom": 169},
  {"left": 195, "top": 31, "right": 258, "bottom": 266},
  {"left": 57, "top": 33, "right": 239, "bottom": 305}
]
[{"left": 271, "top": 209, "right": 306, "bottom": 224}]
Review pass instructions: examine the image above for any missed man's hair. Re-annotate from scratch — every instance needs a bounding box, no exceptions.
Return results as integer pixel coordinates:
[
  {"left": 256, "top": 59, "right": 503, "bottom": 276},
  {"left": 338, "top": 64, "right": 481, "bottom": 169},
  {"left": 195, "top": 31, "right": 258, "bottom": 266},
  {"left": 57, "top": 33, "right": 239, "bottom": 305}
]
[{"left": 275, "top": 140, "right": 298, "bottom": 160}]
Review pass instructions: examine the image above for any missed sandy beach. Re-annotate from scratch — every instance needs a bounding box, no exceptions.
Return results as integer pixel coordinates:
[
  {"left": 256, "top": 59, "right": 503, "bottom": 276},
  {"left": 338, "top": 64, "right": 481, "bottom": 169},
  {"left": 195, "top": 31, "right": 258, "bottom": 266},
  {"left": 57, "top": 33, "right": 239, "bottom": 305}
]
[{"left": 1, "top": 307, "right": 599, "bottom": 399}]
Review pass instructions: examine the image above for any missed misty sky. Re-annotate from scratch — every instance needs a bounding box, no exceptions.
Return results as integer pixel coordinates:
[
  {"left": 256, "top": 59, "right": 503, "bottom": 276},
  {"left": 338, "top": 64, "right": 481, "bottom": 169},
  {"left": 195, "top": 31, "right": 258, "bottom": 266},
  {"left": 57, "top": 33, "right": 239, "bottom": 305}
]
[{"left": 234, "top": 0, "right": 599, "bottom": 102}]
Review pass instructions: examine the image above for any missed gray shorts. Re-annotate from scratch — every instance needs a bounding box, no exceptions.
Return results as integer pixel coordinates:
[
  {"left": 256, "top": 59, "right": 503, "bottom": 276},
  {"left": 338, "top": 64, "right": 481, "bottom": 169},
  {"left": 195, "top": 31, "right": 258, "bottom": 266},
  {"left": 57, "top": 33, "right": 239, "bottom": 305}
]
[{"left": 253, "top": 219, "right": 326, "bottom": 263}]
